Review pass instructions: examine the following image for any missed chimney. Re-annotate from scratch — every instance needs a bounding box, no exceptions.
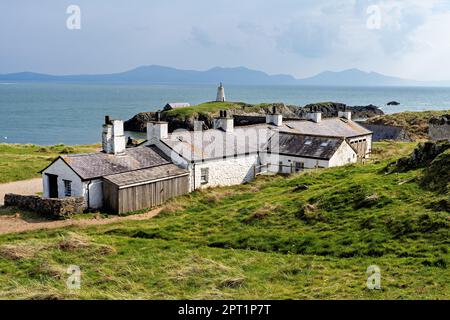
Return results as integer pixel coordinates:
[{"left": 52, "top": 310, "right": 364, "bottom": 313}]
[
  {"left": 213, "top": 110, "right": 234, "bottom": 133},
  {"left": 266, "top": 106, "right": 283, "bottom": 126},
  {"left": 147, "top": 114, "right": 168, "bottom": 143},
  {"left": 305, "top": 112, "right": 322, "bottom": 123},
  {"left": 102, "top": 116, "right": 126, "bottom": 154},
  {"left": 338, "top": 111, "right": 352, "bottom": 120}
]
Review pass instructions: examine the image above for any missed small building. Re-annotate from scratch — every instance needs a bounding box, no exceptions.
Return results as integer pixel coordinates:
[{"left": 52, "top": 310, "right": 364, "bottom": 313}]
[
  {"left": 103, "top": 164, "right": 189, "bottom": 214},
  {"left": 163, "top": 102, "right": 191, "bottom": 111},
  {"left": 41, "top": 117, "right": 189, "bottom": 213}
]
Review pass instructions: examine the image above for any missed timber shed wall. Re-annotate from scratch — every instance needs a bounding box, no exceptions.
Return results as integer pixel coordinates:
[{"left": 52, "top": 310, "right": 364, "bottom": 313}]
[{"left": 103, "top": 174, "right": 189, "bottom": 214}]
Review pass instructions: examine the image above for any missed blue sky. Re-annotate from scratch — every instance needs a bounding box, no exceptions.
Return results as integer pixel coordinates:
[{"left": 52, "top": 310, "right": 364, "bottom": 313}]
[{"left": 1, "top": 0, "right": 450, "bottom": 80}]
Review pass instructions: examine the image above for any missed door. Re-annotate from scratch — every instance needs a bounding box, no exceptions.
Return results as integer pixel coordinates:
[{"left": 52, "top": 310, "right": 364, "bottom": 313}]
[{"left": 47, "top": 174, "right": 58, "bottom": 198}]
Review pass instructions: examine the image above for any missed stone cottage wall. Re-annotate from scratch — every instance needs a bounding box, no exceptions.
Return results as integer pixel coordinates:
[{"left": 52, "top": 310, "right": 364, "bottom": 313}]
[{"left": 4, "top": 194, "right": 86, "bottom": 219}]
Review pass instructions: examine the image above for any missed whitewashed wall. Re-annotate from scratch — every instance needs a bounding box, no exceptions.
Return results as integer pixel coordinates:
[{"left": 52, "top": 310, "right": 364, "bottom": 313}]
[
  {"left": 84, "top": 179, "right": 103, "bottom": 209},
  {"left": 42, "top": 159, "right": 104, "bottom": 209},
  {"left": 262, "top": 153, "right": 330, "bottom": 173},
  {"left": 348, "top": 134, "right": 372, "bottom": 158},
  {"left": 192, "top": 154, "right": 259, "bottom": 189},
  {"left": 42, "top": 159, "right": 83, "bottom": 199},
  {"left": 329, "top": 142, "right": 358, "bottom": 167}
]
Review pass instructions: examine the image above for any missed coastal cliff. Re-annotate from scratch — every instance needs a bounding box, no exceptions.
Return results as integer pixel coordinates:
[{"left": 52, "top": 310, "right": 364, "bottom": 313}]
[{"left": 124, "top": 101, "right": 384, "bottom": 132}]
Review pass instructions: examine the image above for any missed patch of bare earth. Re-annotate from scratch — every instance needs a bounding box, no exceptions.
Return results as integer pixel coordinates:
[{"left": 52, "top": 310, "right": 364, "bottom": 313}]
[{"left": 0, "top": 208, "right": 162, "bottom": 235}]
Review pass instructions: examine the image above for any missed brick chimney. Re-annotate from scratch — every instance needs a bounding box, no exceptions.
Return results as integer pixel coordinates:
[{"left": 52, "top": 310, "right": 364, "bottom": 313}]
[
  {"left": 338, "top": 111, "right": 352, "bottom": 120},
  {"left": 213, "top": 110, "right": 234, "bottom": 133},
  {"left": 266, "top": 105, "right": 283, "bottom": 126},
  {"left": 305, "top": 112, "right": 322, "bottom": 123},
  {"left": 102, "top": 116, "right": 126, "bottom": 154},
  {"left": 147, "top": 112, "right": 168, "bottom": 143}
]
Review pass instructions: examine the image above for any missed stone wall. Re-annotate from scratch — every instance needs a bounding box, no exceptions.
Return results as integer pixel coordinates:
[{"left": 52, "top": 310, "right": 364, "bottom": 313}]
[
  {"left": 356, "top": 122, "right": 411, "bottom": 141},
  {"left": 4, "top": 194, "right": 86, "bottom": 219}
]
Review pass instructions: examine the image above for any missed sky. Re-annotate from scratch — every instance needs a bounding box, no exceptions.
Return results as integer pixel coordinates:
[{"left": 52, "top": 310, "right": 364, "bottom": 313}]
[{"left": 1, "top": 0, "right": 450, "bottom": 81}]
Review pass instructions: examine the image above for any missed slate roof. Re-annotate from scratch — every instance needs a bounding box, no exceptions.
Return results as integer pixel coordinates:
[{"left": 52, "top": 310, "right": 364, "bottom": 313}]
[
  {"left": 103, "top": 164, "right": 189, "bottom": 188},
  {"left": 58, "top": 145, "right": 171, "bottom": 180},
  {"left": 282, "top": 118, "right": 372, "bottom": 138},
  {"left": 161, "top": 126, "right": 275, "bottom": 162},
  {"left": 267, "top": 133, "right": 346, "bottom": 160}
]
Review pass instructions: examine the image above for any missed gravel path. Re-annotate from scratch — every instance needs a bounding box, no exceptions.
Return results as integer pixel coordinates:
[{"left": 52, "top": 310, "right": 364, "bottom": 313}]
[{"left": 0, "top": 178, "right": 42, "bottom": 206}]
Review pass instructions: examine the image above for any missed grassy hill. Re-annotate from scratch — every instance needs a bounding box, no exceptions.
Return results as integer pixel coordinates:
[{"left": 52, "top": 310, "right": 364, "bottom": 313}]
[
  {"left": 0, "top": 141, "right": 448, "bottom": 299},
  {"left": 0, "top": 144, "right": 99, "bottom": 183},
  {"left": 366, "top": 110, "right": 450, "bottom": 140}
]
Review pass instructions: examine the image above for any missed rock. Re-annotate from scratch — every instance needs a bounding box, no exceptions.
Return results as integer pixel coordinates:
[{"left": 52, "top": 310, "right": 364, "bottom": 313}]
[
  {"left": 387, "top": 101, "right": 400, "bottom": 106},
  {"left": 293, "top": 185, "right": 309, "bottom": 192},
  {"left": 124, "top": 112, "right": 157, "bottom": 132}
]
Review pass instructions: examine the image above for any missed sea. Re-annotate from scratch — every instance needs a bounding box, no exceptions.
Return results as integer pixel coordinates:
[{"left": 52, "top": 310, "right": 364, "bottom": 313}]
[{"left": 1, "top": 82, "right": 450, "bottom": 145}]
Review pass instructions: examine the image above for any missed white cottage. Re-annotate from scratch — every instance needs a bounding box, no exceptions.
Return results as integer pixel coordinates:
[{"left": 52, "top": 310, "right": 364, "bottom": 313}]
[{"left": 147, "top": 110, "right": 371, "bottom": 190}]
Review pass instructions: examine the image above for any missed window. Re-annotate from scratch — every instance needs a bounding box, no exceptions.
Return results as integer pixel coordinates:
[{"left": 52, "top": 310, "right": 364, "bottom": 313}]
[
  {"left": 200, "top": 168, "right": 209, "bottom": 185},
  {"left": 63, "top": 180, "right": 72, "bottom": 197},
  {"left": 294, "top": 162, "right": 304, "bottom": 172}
]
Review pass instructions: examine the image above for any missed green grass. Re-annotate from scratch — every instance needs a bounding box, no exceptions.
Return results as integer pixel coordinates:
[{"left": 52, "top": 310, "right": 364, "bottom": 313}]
[
  {"left": 0, "top": 144, "right": 99, "bottom": 183},
  {"left": 0, "top": 142, "right": 448, "bottom": 299},
  {"left": 164, "top": 101, "right": 271, "bottom": 120}
]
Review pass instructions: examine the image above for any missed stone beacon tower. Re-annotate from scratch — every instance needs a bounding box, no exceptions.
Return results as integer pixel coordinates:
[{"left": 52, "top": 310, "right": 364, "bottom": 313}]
[{"left": 216, "top": 83, "right": 226, "bottom": 102}]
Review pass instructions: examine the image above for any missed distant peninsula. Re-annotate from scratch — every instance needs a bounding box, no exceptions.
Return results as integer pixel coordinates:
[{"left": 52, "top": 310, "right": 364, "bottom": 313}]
[{"left": 2, "top": 66, "right": 450, "bottom": 87}]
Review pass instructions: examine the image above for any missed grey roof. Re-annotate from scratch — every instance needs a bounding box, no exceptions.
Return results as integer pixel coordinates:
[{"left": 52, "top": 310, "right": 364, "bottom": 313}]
[
  {"left": 160, "top": 117, "right": 371, "bottom": 162},
  {"left": 282, "top": 118, "right": 372, "bottom": 138},
  {"left": 103, "top": 164, "right": 189, "bottom": 188},
  {"left": 60, "top": 145, "right": 171, "bottom": 180},
  {"left": 161, "top": 126, "right": 274, "bottom": 161},
  {"left": 267, "top": 133, "right": 346, "bottom": 159}
]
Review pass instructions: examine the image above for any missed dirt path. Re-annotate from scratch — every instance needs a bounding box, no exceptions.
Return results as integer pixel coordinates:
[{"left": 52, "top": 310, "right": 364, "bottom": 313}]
[
  {"left": 0, "top": 208, "right": 162, "bottom": 235},
  {"left": 0, "top": 178, "right": 42, "bottom": 206}
]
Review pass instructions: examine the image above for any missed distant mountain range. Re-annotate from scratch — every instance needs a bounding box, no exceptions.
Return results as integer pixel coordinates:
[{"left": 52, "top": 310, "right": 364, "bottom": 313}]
[{"left": 1, "top": 65, "right": 449, "bottom": 87}]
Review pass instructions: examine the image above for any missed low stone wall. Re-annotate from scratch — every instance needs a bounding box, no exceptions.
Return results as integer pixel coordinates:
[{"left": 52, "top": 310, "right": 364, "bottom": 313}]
[{"left": 3, "top": 194, "right": 86, "bottom": 219}]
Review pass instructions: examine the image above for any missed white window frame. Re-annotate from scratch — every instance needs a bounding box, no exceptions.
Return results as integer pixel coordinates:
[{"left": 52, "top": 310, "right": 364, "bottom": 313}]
[
  {"left": 63, "top": 180, "right": 72, "bottom": 197},
  {"left": 200, "top": 168, "right": 209, "bottom": 185}
]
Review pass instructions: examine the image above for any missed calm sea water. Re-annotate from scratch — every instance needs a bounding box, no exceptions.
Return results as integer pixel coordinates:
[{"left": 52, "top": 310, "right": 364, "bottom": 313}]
[{"left": 1, "top": 83, "right": 450, "bottom": 145}]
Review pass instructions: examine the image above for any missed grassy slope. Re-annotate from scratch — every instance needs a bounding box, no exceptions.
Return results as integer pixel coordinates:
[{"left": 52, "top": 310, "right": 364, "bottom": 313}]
[
  {"left": 0, "top": 144, "right": 99, "bottom": 183},
  {"left": 366, "top": 110, "right": 450, "bottom": 140},
  {"left": 0, "top": 142, "right": 448, "bottom": 299},
  {"left": 164, "top": 101, "right": 273, "bottom": 120}
]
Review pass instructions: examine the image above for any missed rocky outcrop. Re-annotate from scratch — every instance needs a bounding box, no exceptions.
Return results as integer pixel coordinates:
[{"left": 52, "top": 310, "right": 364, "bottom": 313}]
[
  {"left": 4, "top": 194, "right": 86, "bottom": 219},
  {"left": 429, "top": 114, "right": 450, "bottom": 141},
  {"left": 124, "top": 101, "right": 384, "bottom": 133},
  {"left": 384, "top": 141, "right": 450, "bottom": 173}
]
